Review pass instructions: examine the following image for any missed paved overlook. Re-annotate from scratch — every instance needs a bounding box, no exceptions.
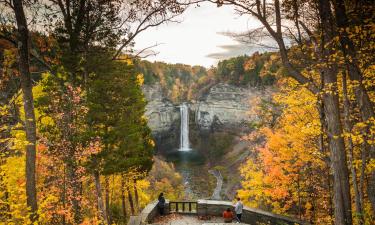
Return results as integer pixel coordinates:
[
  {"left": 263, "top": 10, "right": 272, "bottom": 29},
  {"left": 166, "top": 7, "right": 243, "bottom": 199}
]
[{"left": 128, "top": 200, "right": 308, "bottom": 225}]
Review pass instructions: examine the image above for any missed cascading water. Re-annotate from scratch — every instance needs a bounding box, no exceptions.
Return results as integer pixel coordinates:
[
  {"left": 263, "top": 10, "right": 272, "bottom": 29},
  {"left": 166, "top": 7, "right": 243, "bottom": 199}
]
[{"left": 179, "top": 103, "right": 191, "bottom": 151}]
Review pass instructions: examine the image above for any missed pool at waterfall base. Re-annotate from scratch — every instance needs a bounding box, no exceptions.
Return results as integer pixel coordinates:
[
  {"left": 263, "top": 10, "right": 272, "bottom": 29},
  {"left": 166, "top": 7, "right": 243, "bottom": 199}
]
[{"left": 160, "top": 103, "right": 217, "bottom": 199}]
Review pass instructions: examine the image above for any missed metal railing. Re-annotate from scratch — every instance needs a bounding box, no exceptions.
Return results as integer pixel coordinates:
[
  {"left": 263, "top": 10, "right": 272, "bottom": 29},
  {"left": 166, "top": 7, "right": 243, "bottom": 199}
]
[{"left": 169, "top": 201, "right": 197, "bottom": 214}]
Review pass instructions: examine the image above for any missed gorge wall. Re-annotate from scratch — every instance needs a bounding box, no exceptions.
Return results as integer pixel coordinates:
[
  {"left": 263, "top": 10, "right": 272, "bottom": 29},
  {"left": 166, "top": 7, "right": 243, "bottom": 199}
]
[
  {"left": 143, "top": 84, "right": 179, "bottom": 134},
  {"left": 143, "top": 83, "right": 270, "bottom": 151},
  {"left": 142, "top": 84, "right": 180, "bottom": 151},
  {"left": 191, "top": 83, "right": 262, "bottom": 132}
]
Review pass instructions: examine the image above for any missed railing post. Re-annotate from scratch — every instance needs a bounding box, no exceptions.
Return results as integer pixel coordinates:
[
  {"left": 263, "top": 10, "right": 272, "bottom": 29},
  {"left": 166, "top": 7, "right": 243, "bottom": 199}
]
[{"left": 165, "top": 201, "right": 198, "bottom": 214}]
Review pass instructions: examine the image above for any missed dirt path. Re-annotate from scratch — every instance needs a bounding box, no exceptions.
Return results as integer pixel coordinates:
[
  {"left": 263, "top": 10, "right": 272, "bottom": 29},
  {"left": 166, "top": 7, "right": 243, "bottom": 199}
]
[{"left": 209, "top": 170, "right": 223, "bottom": 200}]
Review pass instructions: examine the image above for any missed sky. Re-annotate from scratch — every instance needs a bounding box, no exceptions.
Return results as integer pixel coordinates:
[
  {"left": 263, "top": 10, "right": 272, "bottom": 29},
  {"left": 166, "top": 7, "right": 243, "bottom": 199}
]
[{"left": 133, "top": 2, "right": 266, "bottom": 68}]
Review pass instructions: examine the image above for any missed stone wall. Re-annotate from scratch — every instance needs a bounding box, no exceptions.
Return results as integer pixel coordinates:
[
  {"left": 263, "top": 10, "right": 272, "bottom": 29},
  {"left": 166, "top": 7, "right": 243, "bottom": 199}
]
[
  {"left": 127, "top": 200, "right": 170, "bottom": 225},
  {"left": 197, "top": 200, "right": 307, "bottom": 225},
  {"left": 128, "top": 199, "right": 307, "bottom": 225}
]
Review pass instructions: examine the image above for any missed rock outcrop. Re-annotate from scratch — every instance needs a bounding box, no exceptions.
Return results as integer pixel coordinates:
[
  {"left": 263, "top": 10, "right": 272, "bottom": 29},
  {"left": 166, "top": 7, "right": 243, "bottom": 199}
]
[
  {"left": 192, "top": 83, "right": 265, "bottom": 131},
  {"left": 143, "top": 84, "right": 179, "bottom": 134},
  {"left": 142, "top": 84, "right": 180, "bottom": 151}
]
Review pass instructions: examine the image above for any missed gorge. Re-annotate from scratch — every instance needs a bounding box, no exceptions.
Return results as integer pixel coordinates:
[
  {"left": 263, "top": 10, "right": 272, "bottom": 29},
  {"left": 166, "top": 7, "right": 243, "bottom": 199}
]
[{"left": 143, "top": 82, "right": 272, "bottom": 199}]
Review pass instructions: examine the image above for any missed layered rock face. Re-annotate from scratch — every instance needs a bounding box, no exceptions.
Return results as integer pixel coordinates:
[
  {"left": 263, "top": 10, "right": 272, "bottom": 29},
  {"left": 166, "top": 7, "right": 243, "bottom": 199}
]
[
  {"left": 192, "top": 83, "right": 262, "bottom": 131},
  {"left": 142, "top": 83, "right": 269, "bottom": 150},
  {"left": 143, "top": 84, "right": 179, "bottom": 134},
  {"left": 142, "top": 84, "right": 179, "bottom": 151}
]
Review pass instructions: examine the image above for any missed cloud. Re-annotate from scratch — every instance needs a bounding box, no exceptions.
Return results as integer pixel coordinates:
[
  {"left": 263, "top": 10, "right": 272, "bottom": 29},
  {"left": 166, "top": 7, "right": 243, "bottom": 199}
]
[
  {"left": 206, "top": 42, "right": 271, "bottom": 61},
  {"left": 206, "top": 33, "right": 279, "bottom": 62},
  {"left": 206, "top": 44, "right": 252, "bottom": 59}
]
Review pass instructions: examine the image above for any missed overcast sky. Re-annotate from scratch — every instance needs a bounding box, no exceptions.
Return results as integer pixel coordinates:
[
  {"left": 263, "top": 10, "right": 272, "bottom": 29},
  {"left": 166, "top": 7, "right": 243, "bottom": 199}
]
[{"left": 133, "top": 2, "right": 268, "bottom": 68}]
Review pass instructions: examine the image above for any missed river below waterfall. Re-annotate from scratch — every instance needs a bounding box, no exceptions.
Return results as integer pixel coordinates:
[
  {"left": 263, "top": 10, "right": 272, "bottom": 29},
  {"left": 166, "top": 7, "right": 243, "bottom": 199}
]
[{"left": 162, "top": 103, "right": 217, "bottom": 199}]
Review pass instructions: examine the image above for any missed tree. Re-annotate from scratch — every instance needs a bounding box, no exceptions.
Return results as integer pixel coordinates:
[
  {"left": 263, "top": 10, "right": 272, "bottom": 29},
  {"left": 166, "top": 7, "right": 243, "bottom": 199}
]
[
  {"left": 85, "top": 54, "right": 154, "bottom": 223},
  {"left": 10, "top": 0, "right": 38, "bottom": 221},
  {"left": 332, "top": 0, "right": 375, "bottom": 214},
  {"left": 35, "top": 71, "right": 90, "bottom": 223},
  {"left": 239, "top": 78, "right": 332, "bottom": 223}
]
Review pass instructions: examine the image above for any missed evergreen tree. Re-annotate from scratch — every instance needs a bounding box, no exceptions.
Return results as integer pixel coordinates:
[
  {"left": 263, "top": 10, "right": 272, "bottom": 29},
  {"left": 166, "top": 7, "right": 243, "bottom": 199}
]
[{"left": 85, "top": 53, "right": 153, "bottom": 223}]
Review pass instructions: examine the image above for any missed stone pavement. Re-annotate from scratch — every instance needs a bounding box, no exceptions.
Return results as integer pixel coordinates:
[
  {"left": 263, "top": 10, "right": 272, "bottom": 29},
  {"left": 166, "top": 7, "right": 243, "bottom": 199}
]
[{"left": 152, "top": 214, "right": 246, "bottom": 225}]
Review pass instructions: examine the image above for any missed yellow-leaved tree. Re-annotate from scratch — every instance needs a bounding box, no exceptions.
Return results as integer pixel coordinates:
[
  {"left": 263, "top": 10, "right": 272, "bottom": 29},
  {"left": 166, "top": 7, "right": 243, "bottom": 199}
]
[{"left": 239, "top": 78, "right": 332, "bottom": 224}]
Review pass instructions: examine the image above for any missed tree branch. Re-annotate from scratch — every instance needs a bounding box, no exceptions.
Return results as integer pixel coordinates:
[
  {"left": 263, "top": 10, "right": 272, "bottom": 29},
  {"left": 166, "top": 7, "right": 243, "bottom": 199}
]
[
  {"left": 113, "top": 5, "right": 180, "bottom": 60},
  {"left": 0, "top": 33, "right": 53, "bottom": 71}
]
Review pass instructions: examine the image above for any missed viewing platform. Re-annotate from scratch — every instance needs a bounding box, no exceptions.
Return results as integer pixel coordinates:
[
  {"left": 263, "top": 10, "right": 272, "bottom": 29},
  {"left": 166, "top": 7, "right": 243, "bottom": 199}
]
[{"left": 128, "top": 200, "right": 309, "bottom": 225}]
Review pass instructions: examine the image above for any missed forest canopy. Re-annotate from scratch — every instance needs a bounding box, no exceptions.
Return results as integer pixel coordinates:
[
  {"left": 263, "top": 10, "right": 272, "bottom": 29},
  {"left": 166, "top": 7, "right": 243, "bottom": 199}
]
[{"left": 135, "top": 51, "right": 279, "bottom": 103}]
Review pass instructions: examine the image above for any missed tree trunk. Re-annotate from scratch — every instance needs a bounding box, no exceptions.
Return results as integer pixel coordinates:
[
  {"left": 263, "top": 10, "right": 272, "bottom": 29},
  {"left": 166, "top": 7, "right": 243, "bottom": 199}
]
[
  {"left": 12, "top": 0, "right": 38, "bottom": 221},
  {"left": 322, "top": 77, "right": 352, "bottom": 225},
  {"left": 297, "top": 177, "right": 302, "bottom": 220},
  {"left": 359, "top": 142, "right": 366, "bottom": 216},
  {"left": 317, "top": 100, "right": 334, "bottom": 224},
  {"left": 62, "top": 165, "right": 67, "bottom": 225},
  {"left": 318, "top": 1, "right": 352, "bottom": 224},
  {"left": 121, "top": 176, "right": 127, "bottom": 220},
  {"left": 267, "top": 3, "right": 352, "bottom": 221},
  {"left": 94, "top": 171, "right": 108, "bottom": 225},
  {"left": 66, "top": 159, "right": 82, "bottom": 223},
  {"left": 342, "top": 72, "right": 364, "bottom": 224},
  {"left": 311, "top": 190, "right": 316, "bottom": 224},
  {"left": 127, "top": 186, "right": 135, "bottom": 215},
  {"left": 333, "top": 0, "right": 375, "bottom": 213},
  {"left": 328, "top": 170, "right": 334, "bottom": 223},
  {"left": 133, "top": 179, "right": 139, "bottom": 213},
  {"left": 105, "top": 176, "right": 111, "bottom": 224},
  {"left": 60, "top": 89, "right": 82, "bottom": 224}
]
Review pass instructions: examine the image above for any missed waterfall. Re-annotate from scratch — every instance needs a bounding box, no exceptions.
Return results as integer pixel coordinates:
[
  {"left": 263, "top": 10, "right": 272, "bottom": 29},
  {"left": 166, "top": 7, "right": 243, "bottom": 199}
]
[{"left": 179, "top": 103, "right": 191, "bottom": 151}]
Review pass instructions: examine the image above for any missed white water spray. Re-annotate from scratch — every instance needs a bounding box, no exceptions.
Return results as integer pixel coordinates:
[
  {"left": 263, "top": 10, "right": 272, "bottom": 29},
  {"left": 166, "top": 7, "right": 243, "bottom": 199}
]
[{"left": 179, "top": 103, "right": 190, "bottom": 151}]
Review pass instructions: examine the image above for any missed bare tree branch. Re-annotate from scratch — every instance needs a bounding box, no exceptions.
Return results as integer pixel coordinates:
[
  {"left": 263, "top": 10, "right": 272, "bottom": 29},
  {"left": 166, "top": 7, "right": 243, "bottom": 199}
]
[{"left": 112, "top": 2, "right": 183, "bottom": 60}]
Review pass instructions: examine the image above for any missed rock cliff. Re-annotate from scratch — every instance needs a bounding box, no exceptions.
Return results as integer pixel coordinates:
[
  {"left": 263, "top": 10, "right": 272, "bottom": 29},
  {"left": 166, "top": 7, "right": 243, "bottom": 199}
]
[
  {"left": 143, "top": 83, "right": 270, "bottom": 150},
  {"left": 142, "top": 84, "right": 179, "bottom": 151},
  {"left": 143, "top": 84, "right": 179, "bottom": 134},
  {"left": 192, "top": 83, "right": 264, "bottom": 131}
]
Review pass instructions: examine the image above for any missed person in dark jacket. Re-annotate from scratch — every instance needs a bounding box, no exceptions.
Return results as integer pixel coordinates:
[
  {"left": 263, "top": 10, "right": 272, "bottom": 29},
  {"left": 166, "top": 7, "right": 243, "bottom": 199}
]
[{"left": 157, "top": 193, "right": 166, "bottom": 215}]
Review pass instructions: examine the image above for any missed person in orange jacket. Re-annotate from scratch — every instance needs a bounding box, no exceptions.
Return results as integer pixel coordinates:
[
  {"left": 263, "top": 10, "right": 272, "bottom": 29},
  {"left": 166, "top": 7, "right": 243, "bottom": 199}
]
[{"left": 222, "top": 208, "right": 234, "bottom": 223}]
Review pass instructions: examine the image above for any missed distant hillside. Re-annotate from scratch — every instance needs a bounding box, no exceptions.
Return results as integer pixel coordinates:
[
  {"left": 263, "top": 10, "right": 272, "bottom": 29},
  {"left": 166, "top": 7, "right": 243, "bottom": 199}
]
[
  {"left": 135, "top": 51, "right": 282, "bottom": 103},
  {"left": 135, "top": 60, "right": 215, "bottom": 103},
  {"left": 216, "top": 52, "right": 280, "bottom": 86}
]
